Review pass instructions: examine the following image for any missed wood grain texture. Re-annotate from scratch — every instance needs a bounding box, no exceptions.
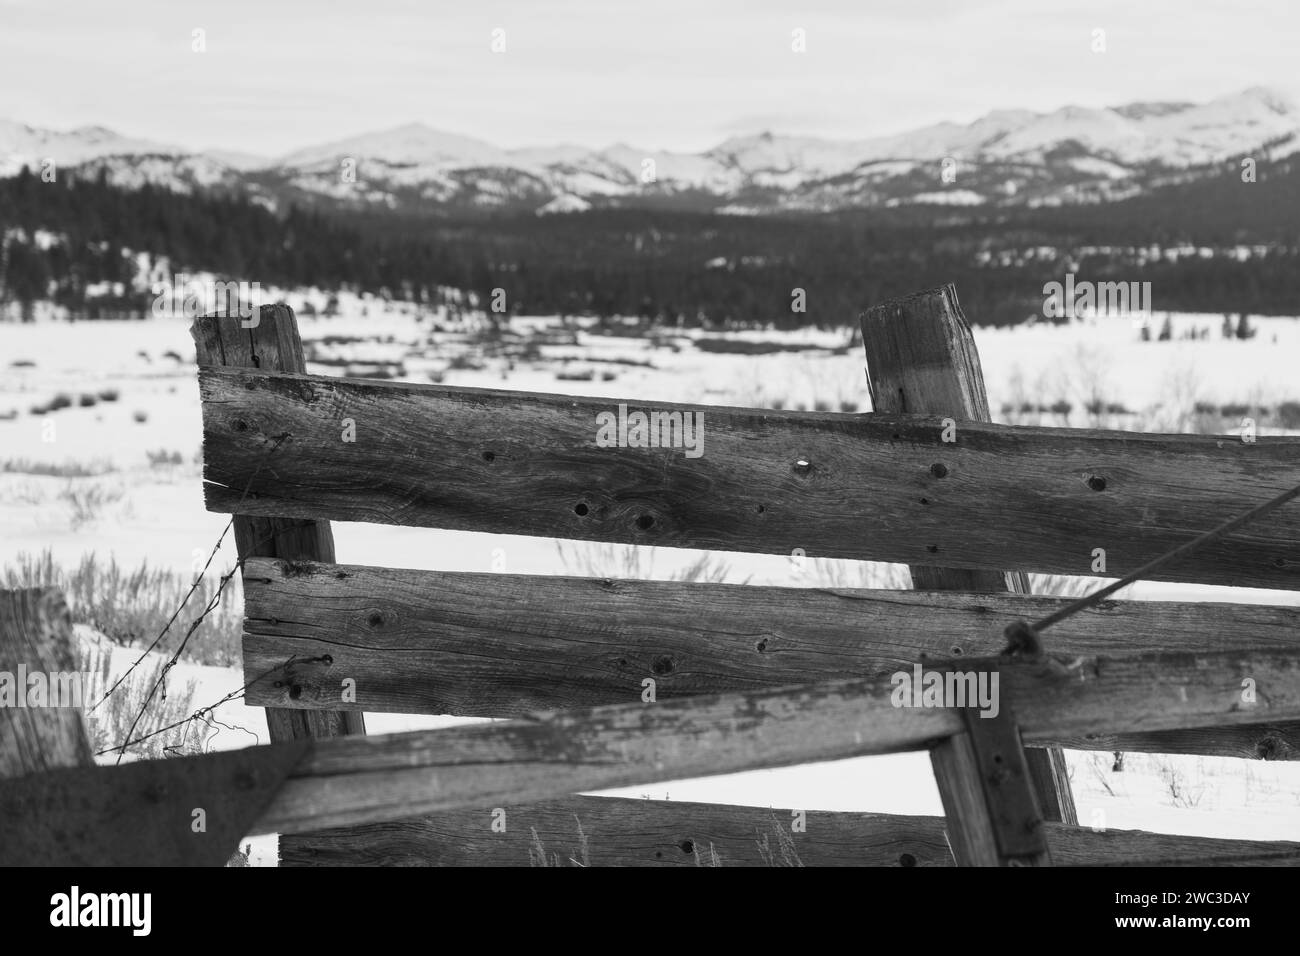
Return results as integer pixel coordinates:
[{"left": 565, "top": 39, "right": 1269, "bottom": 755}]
[
  {"left": 246, "top": 647, "right": 1300, "bottom": 834},
  {"left": 0, "top": 588, "right": 93, "bottom": 778},
  {"left": 862, "top": 283, "right": 1068, "bottom": 851},
  {"left": 1050, "top": 723, "right": 1300, "bottom": 760},
  {"left": 14, "top": 647, "right": 1296, "bottom": 840},
  {"left": 278, "top": 795, "right": 1300, "bottom": 867},
  {"left": 191, "top": 307, "right": 364, "bottom": 743},
  {"left": 934, "top": 716, "right": 1050, "bottom": 866},
  {"left": 240, "top": 557, "right": 1300, "bottom": 720},
  {"left": 197, "top": 365, "right": 1300, "bottom": 589},
  {"left": 0, "top": 739, "right": 312, "bottom": 867},
  {"left": 929, "top": 729, "right": 1003, "bottom": 865}
]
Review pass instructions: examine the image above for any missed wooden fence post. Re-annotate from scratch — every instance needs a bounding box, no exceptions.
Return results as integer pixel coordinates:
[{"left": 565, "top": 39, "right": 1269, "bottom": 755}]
[
  {"left": 0, "top": 588, "right": 93, "bottom": 779},
  {"left": 0, "top": 587, "right": 94, "bottom": 865},
  {"left": 192, "top": 304, "right": 365, "bottom": 744},
  {"left": 862, "top": 285, "right": 1074, "bottom": 863}
]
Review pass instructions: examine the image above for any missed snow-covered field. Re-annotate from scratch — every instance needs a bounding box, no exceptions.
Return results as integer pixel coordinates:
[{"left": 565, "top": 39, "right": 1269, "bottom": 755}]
[{"left": 3, "top": 298, "right": 1299, "bottom": 863}]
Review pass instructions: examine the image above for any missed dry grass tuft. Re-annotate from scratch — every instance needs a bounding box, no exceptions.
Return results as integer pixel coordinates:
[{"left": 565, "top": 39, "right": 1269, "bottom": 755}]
[
  {"left": 3, "top": 550, "right": 243, "bottom": 666},
  {"left": 528, "top": 816, "right": 591, "bottom": 867}
]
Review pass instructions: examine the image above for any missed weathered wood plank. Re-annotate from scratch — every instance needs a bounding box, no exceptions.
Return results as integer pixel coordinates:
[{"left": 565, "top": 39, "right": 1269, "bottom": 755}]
[
  {"left": 197, "top": 365, "right": 1300, "bottom": 589},
  {"left": 192, "top": 306, "right": 364, "bottom": 744},
  {"left": 240, "top": 558, "right": 1300, "bottom": 721},
  {"left": 0, "top": 741, "right": 312, "bottom": 867},
  {"left": 253, "top": 646, "right": 1300, "bottom": 834},
  {"left": 11, "top": 647, "right": 1298, "bottom": 839},
  {"left": 0, "top": 588, "right": 93, "bottom": 778},
  {"left": 1050, "top": 723, "right": 1300, "bottom": 760},
  {"left": 862, "top": 283, "right": 1069, "bottom": 849},
  {"left": 278, "top": 795, "right": 1300, "bottom": 867},
  {"left": 931, "top": 709, "right": 1051, "bottom": 865}
]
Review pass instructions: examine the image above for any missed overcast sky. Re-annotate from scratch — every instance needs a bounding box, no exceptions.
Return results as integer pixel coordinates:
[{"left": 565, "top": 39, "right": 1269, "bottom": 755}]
[{"left": 2, "top": 0, "right": 1296, "bottom": 157}]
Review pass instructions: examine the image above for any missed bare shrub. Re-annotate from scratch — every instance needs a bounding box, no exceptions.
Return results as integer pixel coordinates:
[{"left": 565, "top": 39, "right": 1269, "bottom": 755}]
[
  {"left": 0, "top": 458, "right": 115, "bottom": 477},
  {"left": 1063, "top": 345, "right": 1116, "bottom": 428},
  {"left": 146, "top": 448, "right": 185, "bottom": 467},
  {"left": 1277, "top": 400, "right": 1300, "bottom": 430},
  {"left": 76, "top": 637, "right": 202, "bottom": 761},
  {"left": 1150, "top": 361, "right": 1205, "bottom": 433},
  {"left": 555, "top": 541, "right": 747, "bottom": 585},
  {"left": 59, "top": 482, "right": 125, "bottom": 530}
]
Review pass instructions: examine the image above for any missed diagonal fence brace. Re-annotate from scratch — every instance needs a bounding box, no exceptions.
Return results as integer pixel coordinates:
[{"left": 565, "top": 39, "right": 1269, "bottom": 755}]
[
  {"left": 958, "top": 692, "right": 1050, "bottom": 863},
  {"left": 932, "top": 643, "right": 1052, "bottom": 866}
]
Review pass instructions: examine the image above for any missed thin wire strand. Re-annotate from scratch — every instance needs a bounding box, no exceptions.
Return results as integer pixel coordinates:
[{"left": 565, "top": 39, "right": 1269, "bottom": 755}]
[
  {"left": 96, "top": 435, "right": 296, "bottom": 713},
  {"left": 95, "top": 656, "right": 317, "bottom": 757},
  {"left": 110, "top": 433, "right": 292, "bottom": 762},
  {"left": 94, "top": 514, "right": 317, "bottom": 721},
  {"left": 89, "top": 517, "right": 233, "bottom": 713},
  {"left": 1028, "top": 479, "right": 1300, "bottom": 635}
]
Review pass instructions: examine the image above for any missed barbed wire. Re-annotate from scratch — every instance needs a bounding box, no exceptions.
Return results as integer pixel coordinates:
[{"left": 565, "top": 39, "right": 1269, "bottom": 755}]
[
  {"left": 103, "top": 432, "right": 301, "bottom": 763},
  {"left": 95, "top": 655, "right": 325, "bottom": 758},
  {"left": 89, "top": 515, "right": 234, "bottom": 714}
]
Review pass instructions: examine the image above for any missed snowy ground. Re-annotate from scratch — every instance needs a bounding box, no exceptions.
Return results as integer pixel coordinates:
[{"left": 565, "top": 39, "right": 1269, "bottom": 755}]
[{"left": 3, "top": 298, "right": 1299, "bottom": 863}]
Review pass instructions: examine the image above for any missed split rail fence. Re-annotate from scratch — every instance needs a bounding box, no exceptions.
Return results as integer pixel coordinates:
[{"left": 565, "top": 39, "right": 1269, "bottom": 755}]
[{"left": 3, "top": 284, "right": 1300, "bottom": 866}]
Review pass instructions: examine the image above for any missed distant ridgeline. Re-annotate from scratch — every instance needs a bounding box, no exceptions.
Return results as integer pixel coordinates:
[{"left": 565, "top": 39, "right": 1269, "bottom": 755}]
[{"left": 1, "top": 157, "right": 1298, "bottom": 326}]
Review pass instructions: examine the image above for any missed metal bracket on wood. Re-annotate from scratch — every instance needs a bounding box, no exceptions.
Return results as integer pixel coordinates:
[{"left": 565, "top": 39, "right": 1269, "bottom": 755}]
[
  {"left": 958, "top": 688, "right": 1050, "bottom": 864},
  {"left": 932, "top": 637, "right": 1052, "bottom": 866}
]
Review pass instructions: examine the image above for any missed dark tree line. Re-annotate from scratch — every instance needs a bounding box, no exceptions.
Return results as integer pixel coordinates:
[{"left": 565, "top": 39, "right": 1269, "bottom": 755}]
[
  {"left": 0, "top": 166, "right": 469, "bottom": 312},
  {"left": 2, "top": 156, "right": 1298, "bottom": 327}
]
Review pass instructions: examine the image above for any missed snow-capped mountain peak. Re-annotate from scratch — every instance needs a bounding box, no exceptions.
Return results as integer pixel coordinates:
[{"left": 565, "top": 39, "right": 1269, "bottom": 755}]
[
  {"left": 0, "top": 119, "right": 183, "bottom": 175},
  {"left": 277, "top": 123, "right": 510, "bottom": 169},
  {"left": 1234, "top": 85, "right": 1298, "bottom": 115},
  {"left": 3, "top": 85, "right": 1297, "bottom": 211}
]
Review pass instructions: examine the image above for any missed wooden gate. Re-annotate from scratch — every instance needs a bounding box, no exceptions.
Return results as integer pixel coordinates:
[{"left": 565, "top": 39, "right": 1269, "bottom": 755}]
[{"left": 3, "top": 284, "right": 1299, "bottom": 866}]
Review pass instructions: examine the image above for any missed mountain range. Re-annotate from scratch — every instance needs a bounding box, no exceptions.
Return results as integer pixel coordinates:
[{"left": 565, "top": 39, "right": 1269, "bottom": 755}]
[{"left": 2, "top": 86, "right": 1297, "bottom": 214}]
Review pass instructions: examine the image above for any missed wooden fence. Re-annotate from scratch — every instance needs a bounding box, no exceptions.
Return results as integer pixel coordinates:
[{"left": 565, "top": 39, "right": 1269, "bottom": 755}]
[{"left": 3, "top": 284, "right": 1299, "bottom": 866}]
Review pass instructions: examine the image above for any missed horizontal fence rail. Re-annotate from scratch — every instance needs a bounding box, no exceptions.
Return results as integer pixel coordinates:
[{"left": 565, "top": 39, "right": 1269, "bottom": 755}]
[
  {"left": 278, "top": 795, "right": 1300, "bottom": 867},
  {"left": 241, "top": 558, "right": 1300, "bottom": 759},
  {"left": 199, "top": 367, "right": 1300, "bottom": 589},
  {"left": 242, "top": 557, "right": 1300, "bottom": 730},
  {"left": 8, "top": 646, "right": 1295, "bottom": 843},
  {"left": 250, "top": 645, "right": 1300, "bottom": 832}
]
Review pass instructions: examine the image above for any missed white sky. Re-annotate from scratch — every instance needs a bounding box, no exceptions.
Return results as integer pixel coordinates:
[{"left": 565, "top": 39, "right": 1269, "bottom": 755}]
[{"left": 2, "top": 0, "right": 1297, "bottom": 158}]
